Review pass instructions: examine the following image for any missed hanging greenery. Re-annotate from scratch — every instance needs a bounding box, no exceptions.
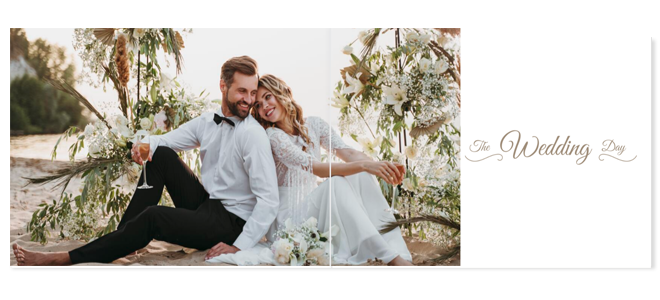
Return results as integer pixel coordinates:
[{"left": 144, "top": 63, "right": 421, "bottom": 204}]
[
  {"left": 26, "top": 28, "right": 217, "bottom": 244},
  {"left": 334, "top": 28, "right": 461, "bottom": 259}
]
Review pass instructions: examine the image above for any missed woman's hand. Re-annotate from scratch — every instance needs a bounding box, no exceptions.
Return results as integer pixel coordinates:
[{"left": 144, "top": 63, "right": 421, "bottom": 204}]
[{"left": 360, "top": 161, "right": 402, "bottom": 185}]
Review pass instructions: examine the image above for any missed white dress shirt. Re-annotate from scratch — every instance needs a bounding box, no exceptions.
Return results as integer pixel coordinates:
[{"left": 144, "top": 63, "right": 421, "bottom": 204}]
[{"left": 148, "top": 109, "right": 280, "bottom": 250}]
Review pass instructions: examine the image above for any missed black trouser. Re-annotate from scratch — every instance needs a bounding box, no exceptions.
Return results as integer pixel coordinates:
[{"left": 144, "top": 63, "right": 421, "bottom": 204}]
[{"left": 68, "top": 146, "right": 246, "bottom": 264}]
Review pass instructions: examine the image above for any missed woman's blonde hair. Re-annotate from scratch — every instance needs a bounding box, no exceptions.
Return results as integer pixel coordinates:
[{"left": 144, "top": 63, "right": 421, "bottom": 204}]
[{"left": 252, "top": 74, "right": 313, "bottom": 150}]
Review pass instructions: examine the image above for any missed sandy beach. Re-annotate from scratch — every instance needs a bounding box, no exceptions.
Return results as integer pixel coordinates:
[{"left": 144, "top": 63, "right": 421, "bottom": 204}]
[{"left": 9, "top": 135, "right": 459, "bottom": 266}]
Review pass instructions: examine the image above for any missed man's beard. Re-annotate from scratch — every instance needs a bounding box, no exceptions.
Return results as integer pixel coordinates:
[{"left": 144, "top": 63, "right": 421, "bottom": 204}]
[{"left": 224, "top": 90, "right": 250, "bottom": 119}]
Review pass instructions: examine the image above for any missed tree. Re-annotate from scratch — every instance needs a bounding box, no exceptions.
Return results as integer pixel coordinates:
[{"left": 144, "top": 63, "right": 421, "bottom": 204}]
[{"left": 10, "top": 29, "right": 86, "bottom": 134}]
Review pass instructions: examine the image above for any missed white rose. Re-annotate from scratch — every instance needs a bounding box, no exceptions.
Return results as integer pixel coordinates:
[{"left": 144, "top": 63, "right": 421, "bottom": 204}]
[
  {"left": 154, "top": 110, "right": 168, "bottom": 131},
  {"left": 306, "top": 248, "right": 326, "bottom": 265},
  {"left": 140, "top": 118, "right": 152, "bottom": 130},
  {"left": 118, "top": 125, "right": 134, "bottom": 140},
  {"left": 404, "top": 145, "right": 418, "bottom": 160},
  {"left": 438, "top": 35, "right": 451, "bottom": 48},
  {"left": 420, "top": 33, "right": 432, "bottom": 44},
  {"left": 89, "top": 143, "right": 101, "bottom": 158},
  {"left": 405, "top": 32, "right": 420, "bottom": 43},
  {"left": 402, "top": 178, "right": 415, "bottom": 191},
  {"left": 419, "top": 58, "right": 433, "bottom": 73},
  {"left": 435, "top": 164, "right": 448, "bottom": 178},
  {"left": 342, "top": 45, "right": 353, "bottom": 55},
  {"left": 84, "top": 124, "right": 95, "bottom": 137},
  {"left": 358, "top": 30, "right": 369, "bottom": 44},
  {"left": 134, "top": 28, "right": 146, "bottom": 39},
  {"left": 115, "top": 115, "right": 128, "bottom": 128},
  {"left": 434, "top": 59, "right": 449, "bottom": 75}
]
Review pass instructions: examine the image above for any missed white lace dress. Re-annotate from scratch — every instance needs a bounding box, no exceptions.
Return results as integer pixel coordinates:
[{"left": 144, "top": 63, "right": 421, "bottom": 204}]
[{"left": 207, "top": 116, "right": 411, "bottom": 265}]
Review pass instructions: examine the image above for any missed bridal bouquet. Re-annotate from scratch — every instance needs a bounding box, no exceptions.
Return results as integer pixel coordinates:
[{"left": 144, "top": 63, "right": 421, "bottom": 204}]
[{"left": 271, "top": 217, "right": 330, "bottom": 266}]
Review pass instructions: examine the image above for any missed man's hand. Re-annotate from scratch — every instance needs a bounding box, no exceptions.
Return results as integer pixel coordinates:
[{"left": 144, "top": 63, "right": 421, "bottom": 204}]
[
  {"left": 131, "top": 142, "right": 152, "bottom": 165},
  {"left": 205, "top": 242, "right": 240, "bottom": 260}
]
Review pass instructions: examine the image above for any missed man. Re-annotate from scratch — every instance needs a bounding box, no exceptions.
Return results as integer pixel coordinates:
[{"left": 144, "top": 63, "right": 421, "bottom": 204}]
[{"left": 13, "top": 56, "right": 279, "bottom": 265}]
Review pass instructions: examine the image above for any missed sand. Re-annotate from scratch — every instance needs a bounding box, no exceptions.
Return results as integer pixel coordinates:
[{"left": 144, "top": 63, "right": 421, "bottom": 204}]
[{"left": 9, "top": 156, "right": 458, "bottom": 267}]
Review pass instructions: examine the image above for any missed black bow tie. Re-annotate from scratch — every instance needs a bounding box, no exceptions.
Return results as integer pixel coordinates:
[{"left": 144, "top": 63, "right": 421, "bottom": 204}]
[{"left": 214, "top": 114, "right": 235, "bottom": 127}]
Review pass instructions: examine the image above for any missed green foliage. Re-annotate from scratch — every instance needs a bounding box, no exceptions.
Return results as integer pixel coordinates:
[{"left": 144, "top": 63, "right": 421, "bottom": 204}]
[{"left": 27, "top": 28, "right": 203, "bottom": 244}]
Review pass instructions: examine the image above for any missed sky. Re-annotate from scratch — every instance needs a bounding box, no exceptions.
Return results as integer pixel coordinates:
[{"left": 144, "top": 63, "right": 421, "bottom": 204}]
[{"left": 23, "top": 28, "right": 380, "bottom": 126}]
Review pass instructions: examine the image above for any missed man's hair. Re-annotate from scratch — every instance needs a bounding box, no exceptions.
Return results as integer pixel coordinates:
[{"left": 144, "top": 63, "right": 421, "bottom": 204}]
[{"left": 221, "top": 56, "right": 258, "bottom": 88}]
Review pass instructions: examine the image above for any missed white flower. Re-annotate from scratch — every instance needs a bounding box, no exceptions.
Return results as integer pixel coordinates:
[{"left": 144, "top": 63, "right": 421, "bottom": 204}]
[
  {"left": 304, "top": 217, "right": 318, "bottom": 229},
  {"left": 134, "top": 28, "right": 146, "bottom": 39},
  {"left": 114, "top": 115, "right": 128, "bottom": 128},
  {"left": 140, "top": 118, "right": 152, "bottom": 130},
  {"left": 419, "top": 58, "right": 433, "bottom": 73},
  {"left": 84, "top": 124, "right": 95, "bottom": 137},
  {"left": 434, "top": 59, "right": 449, "bottom": 75},
  {"left": 405, "top": 32, "right": 420, "bottom": 43},
  {"left": 118, "top": 125, "right": 134, "bottom": 139},
  {"left": 285, "top": 218, "right": 294, "bottom": 231},
  {"left": 382, "top": 84, "right": 408, "bottom": 116},
  {"left": 94, "top": 120, "right": 105, "bottom": 131},
  {"left": 160, "top": 73, "right": 176, "bottom": 91},
  {"left": 273, "top": 239, "right": 293, "bottom": 265},
  {"left": 402, "top": 178, "right": 415, "bottom": 191},
  {"left": 299, "top": 239, "right": 308, "bottom": 254},
  {"left": 307, "top": 248, "right": 326, "bottom": 265},
  {"left": 357, "top": 135, "right": 382, "bottom": 158},
  {"left": 342, "top": 45, "right": 353, "bottom": 55},
  {"left": 404, "top": 145, "right": 418, "bottom": 160},
  {"left": 358, "top": 30, "right": 369, "bottom": 44},
  {"left": 321, "top": 225, "right": 340, "bottom": 239},
  {"left": 438, "top": 35, "right": 451, "bottom": 48},
  {"left": 331, "top": 91, "right": 349, "bottom": 109},
  {"left": 154, "top": 110, "right": 168, "bottom": 131},
  {"left": 435, "top": 163, "right": 448, "bottom": 178},
  {"left": 392, "top": 152, "right": 405, "bottom": 164},
  {"left": 89, "top": 143, "right": 101, "bottom": 158},
  {"left": 418, "top": 178, "right": 428, "bottom": 188},
  {"left": 420, "top": 33, "right": 432, "bottom": 44},
  {"left": 442, "top": 106, "right": 454, "bottom": 124},
  {"left": 344, "top": 72, "right": 364, "bottom": 95}
]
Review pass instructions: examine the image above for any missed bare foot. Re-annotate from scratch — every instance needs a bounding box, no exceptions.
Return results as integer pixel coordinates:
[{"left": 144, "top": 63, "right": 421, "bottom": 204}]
[
  {"left": 12, "top": 244, "right": 72, "bottom": 266},
  {"left": 388, "top": 255, "right": 414, "bottom": 266}
]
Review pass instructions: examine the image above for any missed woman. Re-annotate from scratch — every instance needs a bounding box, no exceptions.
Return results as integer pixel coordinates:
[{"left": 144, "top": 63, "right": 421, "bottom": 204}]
[{"left": 211, "top": 74, "right": 413, "bottom": 266}]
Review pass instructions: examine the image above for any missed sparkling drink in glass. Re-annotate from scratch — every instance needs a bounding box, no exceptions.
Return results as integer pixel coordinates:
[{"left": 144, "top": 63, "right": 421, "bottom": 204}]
[{"left": 137, "top": 135, "right": 153, "bottom": 190}]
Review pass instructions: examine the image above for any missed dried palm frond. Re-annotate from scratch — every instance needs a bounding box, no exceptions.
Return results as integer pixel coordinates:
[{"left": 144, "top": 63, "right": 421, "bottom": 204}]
[
  {"left": 340, "top": 64, "right": 371, "bottom": 84},
  {"left": 23, "top": 158, "right": 123, "bottom": 194},
  {"left": 115, "top": 33, "right": 130, "bottom": 88},
  {"left": 102, "top": 64, "right": 129, "bottom": 118},
  {"left": 163, "top": 28, "right": 184, "bottom": 74},
  {"left": 430, "top": 245, "right": 460, "bottom": 263},
  {"left": 175, "top": 31, "right": 185, "bottom": 49},
  {"left": 93, "top": 28, "right": 116, "bottom": 46},
  {"left": 44, "top": 77, "right": 111, "bottom": 129},
  {"left": 429, "top": 40, "right": 461, "bottom": 87},
  {"left": 435, "top": 28, "right": 460, "bottom": 37},
  {"left": 379, "top": 213, "right": 460, "bottom": 234},
  {"left": 357, "top": 28, "right": 383, "bottom": 69},
  {"left": 410, "top": 119, "right": 445, "bottom": 138}
]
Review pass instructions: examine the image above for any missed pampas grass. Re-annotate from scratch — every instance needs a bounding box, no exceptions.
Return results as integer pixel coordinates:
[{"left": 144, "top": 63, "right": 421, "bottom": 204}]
[{"left": 115, "top": 33, "right": 130, "bottom": 88}]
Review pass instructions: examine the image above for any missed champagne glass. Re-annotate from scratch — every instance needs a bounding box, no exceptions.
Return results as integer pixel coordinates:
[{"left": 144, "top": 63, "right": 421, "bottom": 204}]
[
  {"left": 385, "top": 163, "right": 405, "bottom": 214},
  {"left": 137, "top": 134, "right": 153, "bottom": 190}
]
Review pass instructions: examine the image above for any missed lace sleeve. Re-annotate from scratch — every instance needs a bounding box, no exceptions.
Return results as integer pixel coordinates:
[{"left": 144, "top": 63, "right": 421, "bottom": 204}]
[
  {"left": 307, "top": 116, "right": 353, "bottom": 152},
  {"left": 267, "top": 128, "right": 315, "bottom": 171}
]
